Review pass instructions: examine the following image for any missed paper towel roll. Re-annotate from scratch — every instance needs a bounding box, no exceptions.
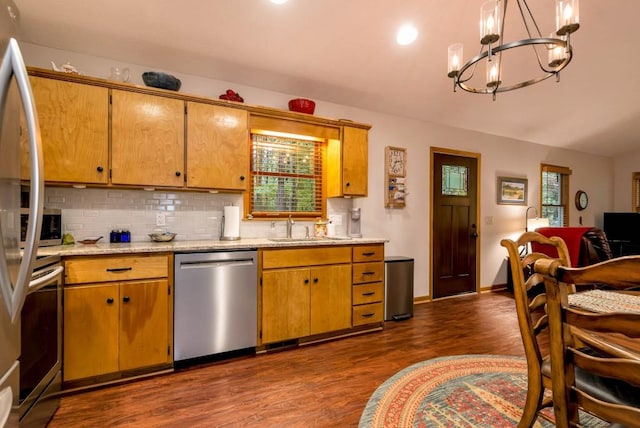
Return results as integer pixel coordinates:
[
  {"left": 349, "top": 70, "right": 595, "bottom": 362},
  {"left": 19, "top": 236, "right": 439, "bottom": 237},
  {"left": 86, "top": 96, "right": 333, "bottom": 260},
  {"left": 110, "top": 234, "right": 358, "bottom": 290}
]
[{"left": 222, "top": 206, "right": 240, "bottom": 240}]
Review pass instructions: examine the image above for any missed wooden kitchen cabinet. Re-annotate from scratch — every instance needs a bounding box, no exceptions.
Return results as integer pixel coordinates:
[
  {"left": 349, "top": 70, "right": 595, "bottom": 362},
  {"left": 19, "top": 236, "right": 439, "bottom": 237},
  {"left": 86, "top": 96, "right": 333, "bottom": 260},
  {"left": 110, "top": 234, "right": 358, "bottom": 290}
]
[
  {"left": 327, "top": 126, "right": 368, "bottom": 197},
  {"left": 20, "top": 76, "right": 109, "bottom": 184},
  {"left": 63, "top": 254, "right": 172, "bottom": 384},
  {"left": 351, "top": 244, "right": 384, "bottom": 326},
  {"left": 111, "top": 90, "right": 185, "bottom": 187},
  {"left": 260, "top": 247, "right": 352, "bottom": 344},
  {"left": 186, "top": 101, "right": 249, "bottom": 191}
]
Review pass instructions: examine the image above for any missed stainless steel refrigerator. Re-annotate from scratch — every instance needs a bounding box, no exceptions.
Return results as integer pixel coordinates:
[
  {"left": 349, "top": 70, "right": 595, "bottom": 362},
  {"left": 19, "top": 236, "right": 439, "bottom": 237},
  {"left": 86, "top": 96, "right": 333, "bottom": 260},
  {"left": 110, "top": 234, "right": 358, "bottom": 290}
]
[{"left": 0, "top": 0, "right": 45, "bottom": 426}]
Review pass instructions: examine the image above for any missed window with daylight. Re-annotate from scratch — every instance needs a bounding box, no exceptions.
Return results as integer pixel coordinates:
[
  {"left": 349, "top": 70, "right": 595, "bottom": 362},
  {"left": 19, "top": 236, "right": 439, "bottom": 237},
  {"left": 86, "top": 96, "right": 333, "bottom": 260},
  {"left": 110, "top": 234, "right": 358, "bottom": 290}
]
[
  {"left": 541, "top": 164, "right": 572, "bottom": 226},
  {"left": 633, "top": 172, "right": 640, "bottom": 213},
  {"left": 249, "top": 132, "right": 324, "bottom": 218}
]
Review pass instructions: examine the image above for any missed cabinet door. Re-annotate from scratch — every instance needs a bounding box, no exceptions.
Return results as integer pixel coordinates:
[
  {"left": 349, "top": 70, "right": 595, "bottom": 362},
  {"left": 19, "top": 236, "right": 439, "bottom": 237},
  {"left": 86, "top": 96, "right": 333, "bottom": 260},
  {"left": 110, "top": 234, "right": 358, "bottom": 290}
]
[
  {"left": 119, "top": 279, "right": 169, "bottom": 370},
  {"left": 342, "top": 126, "right": 368, "bottom": 196},
  {"left": 111, "top": 90, "right": 185, "bottom": 187},
  {"left": 186, "top": 102, "right": 249, "bottom": 190},
  {"left": 310, "top": 264, "right": 352, "bottom": 335},
  {"left": 21, "top": 77, "right": 109, "bottom": 183},
  {"left": 63, "top": 284, "right": 119, "bottom": 381},
  {"left": 261, "top": 268, "right": 310, "bottom": 343}
]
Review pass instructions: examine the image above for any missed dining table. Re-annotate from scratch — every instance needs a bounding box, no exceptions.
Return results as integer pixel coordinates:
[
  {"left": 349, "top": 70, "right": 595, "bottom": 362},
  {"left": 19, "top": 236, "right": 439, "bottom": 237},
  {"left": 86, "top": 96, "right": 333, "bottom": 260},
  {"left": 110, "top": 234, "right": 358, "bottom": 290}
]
[{"left": 567, "top": 289, "right": 640, "bottom": 360}]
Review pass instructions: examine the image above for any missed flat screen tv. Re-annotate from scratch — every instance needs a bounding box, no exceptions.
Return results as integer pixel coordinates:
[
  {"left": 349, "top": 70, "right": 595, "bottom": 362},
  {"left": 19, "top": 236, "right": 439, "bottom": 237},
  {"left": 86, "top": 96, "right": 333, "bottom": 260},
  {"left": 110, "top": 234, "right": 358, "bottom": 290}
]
[{"left": 603, "top": 212, "right": 640, "bottom": 243}]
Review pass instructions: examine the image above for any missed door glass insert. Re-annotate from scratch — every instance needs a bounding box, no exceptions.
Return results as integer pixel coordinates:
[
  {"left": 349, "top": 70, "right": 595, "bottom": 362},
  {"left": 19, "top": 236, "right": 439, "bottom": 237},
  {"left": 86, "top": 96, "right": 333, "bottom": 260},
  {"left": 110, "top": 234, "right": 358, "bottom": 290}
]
[{"left": 442, "top": 164, "right": 468, "bottom": 196}]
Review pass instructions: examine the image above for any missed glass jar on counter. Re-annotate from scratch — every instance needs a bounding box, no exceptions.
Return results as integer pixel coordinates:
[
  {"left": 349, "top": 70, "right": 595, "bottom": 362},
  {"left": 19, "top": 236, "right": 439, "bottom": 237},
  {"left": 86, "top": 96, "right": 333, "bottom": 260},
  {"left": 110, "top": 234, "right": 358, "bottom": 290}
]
[{"left": 314, "top": 219, "right": 327, "bottom": 238}]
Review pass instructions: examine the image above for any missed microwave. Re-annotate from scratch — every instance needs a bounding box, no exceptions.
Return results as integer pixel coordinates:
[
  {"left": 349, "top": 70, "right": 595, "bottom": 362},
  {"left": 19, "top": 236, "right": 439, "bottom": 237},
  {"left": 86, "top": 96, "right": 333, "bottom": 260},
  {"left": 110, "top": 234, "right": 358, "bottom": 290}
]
[{"left": 20, "top": 208, "right": 63, "bottom": 247}]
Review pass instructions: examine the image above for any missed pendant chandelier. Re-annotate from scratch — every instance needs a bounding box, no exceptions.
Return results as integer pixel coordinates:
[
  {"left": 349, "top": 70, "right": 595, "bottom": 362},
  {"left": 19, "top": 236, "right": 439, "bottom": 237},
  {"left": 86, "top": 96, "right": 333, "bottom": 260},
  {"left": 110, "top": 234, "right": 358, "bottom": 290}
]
[{"left": 447, "top": 0, "right": 580, "bottom": 100}]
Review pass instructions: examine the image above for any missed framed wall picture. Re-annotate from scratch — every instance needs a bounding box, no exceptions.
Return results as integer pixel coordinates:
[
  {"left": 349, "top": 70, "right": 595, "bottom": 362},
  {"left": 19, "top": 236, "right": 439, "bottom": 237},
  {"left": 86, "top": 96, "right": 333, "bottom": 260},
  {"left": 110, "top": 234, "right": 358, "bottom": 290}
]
[{"left": 497, "top": 176, "right": 528, "bottom": 205}]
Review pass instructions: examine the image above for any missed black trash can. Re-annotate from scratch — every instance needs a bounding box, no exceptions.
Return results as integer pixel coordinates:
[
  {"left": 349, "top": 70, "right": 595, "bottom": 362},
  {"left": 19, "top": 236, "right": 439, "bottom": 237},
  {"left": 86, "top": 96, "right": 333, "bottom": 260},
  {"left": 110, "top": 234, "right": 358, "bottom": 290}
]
[{"left": 384, "top": 256, "right": 414, "bottom": 321}]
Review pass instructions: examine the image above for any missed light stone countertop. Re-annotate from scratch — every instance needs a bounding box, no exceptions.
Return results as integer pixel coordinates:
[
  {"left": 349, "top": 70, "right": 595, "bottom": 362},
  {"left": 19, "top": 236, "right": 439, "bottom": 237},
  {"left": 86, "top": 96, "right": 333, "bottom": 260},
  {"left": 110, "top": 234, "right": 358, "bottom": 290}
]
[{"left": 37, "top": 237, "right": 387, "bottom": 257}]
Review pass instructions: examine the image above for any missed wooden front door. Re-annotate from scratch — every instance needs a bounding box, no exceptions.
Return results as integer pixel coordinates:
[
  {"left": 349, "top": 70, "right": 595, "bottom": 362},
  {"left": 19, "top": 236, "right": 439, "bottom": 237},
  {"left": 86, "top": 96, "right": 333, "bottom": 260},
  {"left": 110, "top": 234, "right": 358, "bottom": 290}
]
[{"left": 431, "top": 151, "right": 479, "bottom": 299}]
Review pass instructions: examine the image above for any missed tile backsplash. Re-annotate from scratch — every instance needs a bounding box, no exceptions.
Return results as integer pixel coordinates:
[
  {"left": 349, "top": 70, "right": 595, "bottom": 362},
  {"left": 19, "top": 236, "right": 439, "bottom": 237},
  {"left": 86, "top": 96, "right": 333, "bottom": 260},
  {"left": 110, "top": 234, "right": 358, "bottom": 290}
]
[{"left": 45, "top": 187, "right": 352, "bottom": 242}]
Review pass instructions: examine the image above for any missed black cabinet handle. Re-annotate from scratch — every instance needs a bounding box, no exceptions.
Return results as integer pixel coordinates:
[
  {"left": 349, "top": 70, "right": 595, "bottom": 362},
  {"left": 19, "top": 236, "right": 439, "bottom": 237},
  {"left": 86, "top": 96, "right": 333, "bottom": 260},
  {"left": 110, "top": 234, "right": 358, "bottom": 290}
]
[
  {"left": 362, "top": 271, "right": 376, "bottom": 275},
  {"left": 313, "top": 278, "right": 319, "bottom": 283},
  {"left": 123, "top": 296, "right": 130, "bottom": 303},
  {"left": 240, "top": 175, "right": 245, "bottom": 181},
  {"left": 106, "top": 297, "right": 114, "bottom": 304},
  {"left": 97, "top": 166, "right": 104, "bottom": 172},
  {"left": 175, "top": 171, "right": 181, "bottom": 177},
  {"left": 362, "top": 292, "right": 375, "bottom": 296},
  {"left": 106, "top": 267, "right": 132, "bottom": 273},
  {"left": 304, "top": 279, "right": 309, "bottom": 284},
  {"left": 361, "top": 313, "right": 374, "bottom": 318},
  {"left": 346, "top": 182, "right": 351, "bottom": 187},
  {"left": 362, "top": 252, "right": 375, "bottom": 256}
]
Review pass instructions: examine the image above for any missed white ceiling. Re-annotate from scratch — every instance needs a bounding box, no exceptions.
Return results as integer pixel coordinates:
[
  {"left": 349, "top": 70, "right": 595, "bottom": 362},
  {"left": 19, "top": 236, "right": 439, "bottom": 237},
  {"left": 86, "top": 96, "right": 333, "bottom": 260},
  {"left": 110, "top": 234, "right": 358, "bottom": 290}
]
[{"left": 14, "top": 0, "right": 640, "bottom": 157}]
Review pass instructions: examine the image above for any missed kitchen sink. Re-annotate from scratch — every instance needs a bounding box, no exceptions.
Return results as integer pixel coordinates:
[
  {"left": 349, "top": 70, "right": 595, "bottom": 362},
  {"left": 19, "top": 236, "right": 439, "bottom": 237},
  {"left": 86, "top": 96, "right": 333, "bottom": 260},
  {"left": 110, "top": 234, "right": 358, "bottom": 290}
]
[
  {"left": 269, "top": 237, "right": 325, "bottom": 243},
  {"left": 269, "top": 236, "right": 352, "bottom": 243}
]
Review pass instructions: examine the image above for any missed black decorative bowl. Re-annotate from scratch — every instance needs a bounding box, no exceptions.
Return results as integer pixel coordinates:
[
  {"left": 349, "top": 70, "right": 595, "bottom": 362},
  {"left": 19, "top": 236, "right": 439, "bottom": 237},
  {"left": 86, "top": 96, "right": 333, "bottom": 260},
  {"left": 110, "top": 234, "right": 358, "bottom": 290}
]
[{"left": 142, "top": 72, "right": 181, "bottom": 91}]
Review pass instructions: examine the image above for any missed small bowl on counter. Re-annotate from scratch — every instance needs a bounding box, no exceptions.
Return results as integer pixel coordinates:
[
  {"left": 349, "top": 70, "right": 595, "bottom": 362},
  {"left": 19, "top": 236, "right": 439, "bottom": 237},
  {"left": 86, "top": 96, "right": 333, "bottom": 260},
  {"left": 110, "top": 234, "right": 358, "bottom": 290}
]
[{"left": 148, "top": 232, "right": 177, "bottom": 242}]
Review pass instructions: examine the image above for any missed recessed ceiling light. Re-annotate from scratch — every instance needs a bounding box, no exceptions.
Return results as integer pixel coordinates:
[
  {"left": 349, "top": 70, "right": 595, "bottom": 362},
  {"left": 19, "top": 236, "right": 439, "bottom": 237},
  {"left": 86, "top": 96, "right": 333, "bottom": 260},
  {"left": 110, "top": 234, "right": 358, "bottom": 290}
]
[
  {"left": 270, "top": 0, "right": 288, "bottom": 4},
  {"left": 396, "top": 24, "right": 418, "bottom": 45}
]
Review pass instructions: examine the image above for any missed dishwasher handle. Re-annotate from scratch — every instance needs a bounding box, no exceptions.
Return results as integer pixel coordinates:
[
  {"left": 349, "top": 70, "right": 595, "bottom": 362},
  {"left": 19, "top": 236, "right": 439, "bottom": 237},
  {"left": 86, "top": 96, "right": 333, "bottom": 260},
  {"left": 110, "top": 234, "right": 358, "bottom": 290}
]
[{"left": 179, "top": 258, "right": 255, "bottom": 270}]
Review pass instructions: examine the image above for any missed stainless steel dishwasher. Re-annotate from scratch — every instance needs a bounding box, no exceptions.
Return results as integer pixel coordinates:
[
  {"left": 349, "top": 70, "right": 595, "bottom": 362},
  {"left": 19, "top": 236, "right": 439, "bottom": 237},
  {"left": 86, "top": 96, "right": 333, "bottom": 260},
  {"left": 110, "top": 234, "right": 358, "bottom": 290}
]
[{"left": 174, "top": 250, "right": 257, "bottom": 365}]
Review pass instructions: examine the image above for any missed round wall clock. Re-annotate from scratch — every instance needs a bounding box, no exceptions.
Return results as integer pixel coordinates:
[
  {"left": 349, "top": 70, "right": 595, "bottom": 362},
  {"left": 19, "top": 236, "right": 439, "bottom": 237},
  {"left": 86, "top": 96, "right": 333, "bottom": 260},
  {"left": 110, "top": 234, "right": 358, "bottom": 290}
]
[
  {"left": 386, "top": 147, "right": 406, "bottom": 177},
  {"left": 575, "top": 190, "right": 588, "bottom": 210}
]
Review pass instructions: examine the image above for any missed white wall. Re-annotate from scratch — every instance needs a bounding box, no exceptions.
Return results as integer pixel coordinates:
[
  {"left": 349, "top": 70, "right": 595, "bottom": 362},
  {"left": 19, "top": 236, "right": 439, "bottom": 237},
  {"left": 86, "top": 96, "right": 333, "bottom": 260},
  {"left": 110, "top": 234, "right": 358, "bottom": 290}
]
[
  {"left": 24, "top": 43, "right": 614, "bottom": 298},
  {"left": 613, "top": 149, "right": 640, "bottom": 211}
]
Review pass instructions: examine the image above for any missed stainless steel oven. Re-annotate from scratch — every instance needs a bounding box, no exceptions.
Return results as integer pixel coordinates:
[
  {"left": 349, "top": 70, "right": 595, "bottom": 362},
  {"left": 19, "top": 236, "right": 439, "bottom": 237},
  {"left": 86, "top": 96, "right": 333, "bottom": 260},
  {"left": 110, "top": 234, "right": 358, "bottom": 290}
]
[{"left": 19, "top": 254, "right": 63, "bottom": 426}]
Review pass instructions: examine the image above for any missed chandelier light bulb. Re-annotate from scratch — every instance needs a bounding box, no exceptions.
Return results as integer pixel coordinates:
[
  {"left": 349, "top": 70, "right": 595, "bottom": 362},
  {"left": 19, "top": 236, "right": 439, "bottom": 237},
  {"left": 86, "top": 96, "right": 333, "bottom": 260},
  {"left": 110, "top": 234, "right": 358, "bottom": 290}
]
[
  {"left": 556, "top": 0, "right": 580, "bottom": 35},
  {"left": 447, "top": 43, "right": 464, "bottom": 77},
  {"left": 480, "top": 0, "right": 500, "bottom": 45},
  {"left": 486, "top": 60, "right": 501, "bottom": 88}
]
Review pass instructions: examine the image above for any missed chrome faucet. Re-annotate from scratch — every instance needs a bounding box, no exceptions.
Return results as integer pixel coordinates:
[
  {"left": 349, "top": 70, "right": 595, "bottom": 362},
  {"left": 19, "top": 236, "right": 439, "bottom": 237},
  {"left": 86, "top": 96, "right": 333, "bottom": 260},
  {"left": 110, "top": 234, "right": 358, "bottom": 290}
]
[{"left": 286, "top": 215, "right": 295, "bottom": 238}]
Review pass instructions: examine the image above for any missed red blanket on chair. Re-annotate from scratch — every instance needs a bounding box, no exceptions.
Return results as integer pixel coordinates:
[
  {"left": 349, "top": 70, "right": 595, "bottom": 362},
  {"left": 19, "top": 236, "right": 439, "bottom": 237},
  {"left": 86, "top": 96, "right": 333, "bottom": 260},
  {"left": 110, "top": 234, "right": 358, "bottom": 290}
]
[{"left": 531, "top": 227, "right": 592, "bottom": 267}]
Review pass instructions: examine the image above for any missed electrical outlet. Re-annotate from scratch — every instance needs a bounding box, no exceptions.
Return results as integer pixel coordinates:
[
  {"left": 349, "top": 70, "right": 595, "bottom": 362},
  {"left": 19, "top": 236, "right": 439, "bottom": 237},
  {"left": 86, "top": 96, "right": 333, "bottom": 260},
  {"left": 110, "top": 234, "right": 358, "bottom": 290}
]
[{"left": 156, "top": 212, "right": 166, "bottom": 226}]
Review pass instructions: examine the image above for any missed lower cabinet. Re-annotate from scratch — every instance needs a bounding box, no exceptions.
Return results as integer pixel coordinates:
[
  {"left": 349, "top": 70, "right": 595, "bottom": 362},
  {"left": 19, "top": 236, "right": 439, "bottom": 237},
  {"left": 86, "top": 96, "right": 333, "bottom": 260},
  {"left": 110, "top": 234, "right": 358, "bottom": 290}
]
[
  {"left": 63, "top": 254, "right": 172, "bottom": 384},
  {"left": 260, "top": 247, "right": 352, "bottom": 345}
]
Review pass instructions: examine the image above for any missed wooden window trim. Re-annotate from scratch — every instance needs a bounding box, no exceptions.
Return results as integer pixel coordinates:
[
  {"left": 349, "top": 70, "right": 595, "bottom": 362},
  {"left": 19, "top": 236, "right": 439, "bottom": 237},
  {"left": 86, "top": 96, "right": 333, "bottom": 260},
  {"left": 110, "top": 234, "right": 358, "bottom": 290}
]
[
  {"left": 633, "top": 172, "right": 640, "bottom": 213},
  {"left": 541, "top": 163, "right": 572, "bottom": 226}
]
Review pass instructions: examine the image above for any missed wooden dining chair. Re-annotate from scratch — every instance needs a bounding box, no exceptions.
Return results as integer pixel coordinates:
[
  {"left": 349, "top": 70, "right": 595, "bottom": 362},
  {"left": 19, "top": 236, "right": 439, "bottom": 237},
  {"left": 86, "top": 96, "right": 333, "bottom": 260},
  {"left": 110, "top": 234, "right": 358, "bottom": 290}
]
[
  {"left": 534, "top": 256, "right": 640, "bottom": 428},
  {"left": 501, "top": 231, "right": 572, "bottom": 428}
]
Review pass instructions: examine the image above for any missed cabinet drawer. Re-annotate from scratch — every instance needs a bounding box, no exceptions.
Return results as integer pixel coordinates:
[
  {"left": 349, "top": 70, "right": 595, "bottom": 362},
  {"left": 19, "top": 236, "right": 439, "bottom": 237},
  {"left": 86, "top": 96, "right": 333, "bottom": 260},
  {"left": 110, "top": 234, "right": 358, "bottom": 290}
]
[
  {"left": 65, "top": 255, "right": 169, "bottom": 284},
  {"left": 352, "top": 302, "right": 383, "bottom": 326},
  {"left": 352, "top": 262, "right": 384, "bottom": 284},
  {"left": 353, "top": 245, "right": 384, "bottom": 262},
  {"left": 262, "top": 246, "right": 351, "bottom": 269},
  {"left": 353, "top": 282, "right": 383, "bottom": 305}
]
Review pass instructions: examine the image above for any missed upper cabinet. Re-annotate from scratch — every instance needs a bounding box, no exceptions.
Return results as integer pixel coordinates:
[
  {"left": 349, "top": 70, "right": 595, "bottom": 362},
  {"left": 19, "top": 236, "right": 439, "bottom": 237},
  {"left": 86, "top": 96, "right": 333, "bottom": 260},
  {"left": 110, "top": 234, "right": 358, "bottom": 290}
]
[
  {"left": 186, "top": 102, "right": 249, "bottom": 191},
  {"left": 21, "top": 76, "right": 109, "bottom": 184},
  {"left": 111, "top": 90, "right": 185, "bottom": 187},
  {"left": 24, "top": 68, "right": 371, "bottom": 194},
  {"left": 327, "top": 125, "right": 368, "bottom": 197}
]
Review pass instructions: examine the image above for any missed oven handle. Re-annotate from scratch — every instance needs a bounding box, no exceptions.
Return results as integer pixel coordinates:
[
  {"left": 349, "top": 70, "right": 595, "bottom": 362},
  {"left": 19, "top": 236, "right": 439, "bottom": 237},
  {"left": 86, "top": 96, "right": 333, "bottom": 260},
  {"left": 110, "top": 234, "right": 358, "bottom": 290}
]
[{"left": 28, "top": 266, "right": 63, "bottom": 294}]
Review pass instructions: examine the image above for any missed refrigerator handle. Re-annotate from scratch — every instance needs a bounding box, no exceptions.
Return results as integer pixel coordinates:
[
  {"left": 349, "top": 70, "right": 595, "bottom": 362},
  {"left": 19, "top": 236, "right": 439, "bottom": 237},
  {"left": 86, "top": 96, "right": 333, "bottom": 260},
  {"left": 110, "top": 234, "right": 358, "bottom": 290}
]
[{"left": 0, "top": 38, "right": 44, "bottom": 322}]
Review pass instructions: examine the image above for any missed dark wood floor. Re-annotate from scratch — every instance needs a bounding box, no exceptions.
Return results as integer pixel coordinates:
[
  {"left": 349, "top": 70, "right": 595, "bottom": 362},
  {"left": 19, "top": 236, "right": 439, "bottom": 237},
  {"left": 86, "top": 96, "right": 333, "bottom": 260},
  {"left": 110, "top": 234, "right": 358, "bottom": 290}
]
[{"left": 48, "top": 290, "right": 527, "bottom": 427}]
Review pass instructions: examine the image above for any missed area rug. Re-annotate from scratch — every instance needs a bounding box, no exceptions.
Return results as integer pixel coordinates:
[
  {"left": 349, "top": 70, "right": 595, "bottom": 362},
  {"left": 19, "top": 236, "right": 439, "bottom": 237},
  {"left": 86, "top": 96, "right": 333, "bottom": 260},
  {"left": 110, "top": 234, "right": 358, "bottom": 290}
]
[{"left": 359, "top": 354, "right": 606, "bottom": 428}]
